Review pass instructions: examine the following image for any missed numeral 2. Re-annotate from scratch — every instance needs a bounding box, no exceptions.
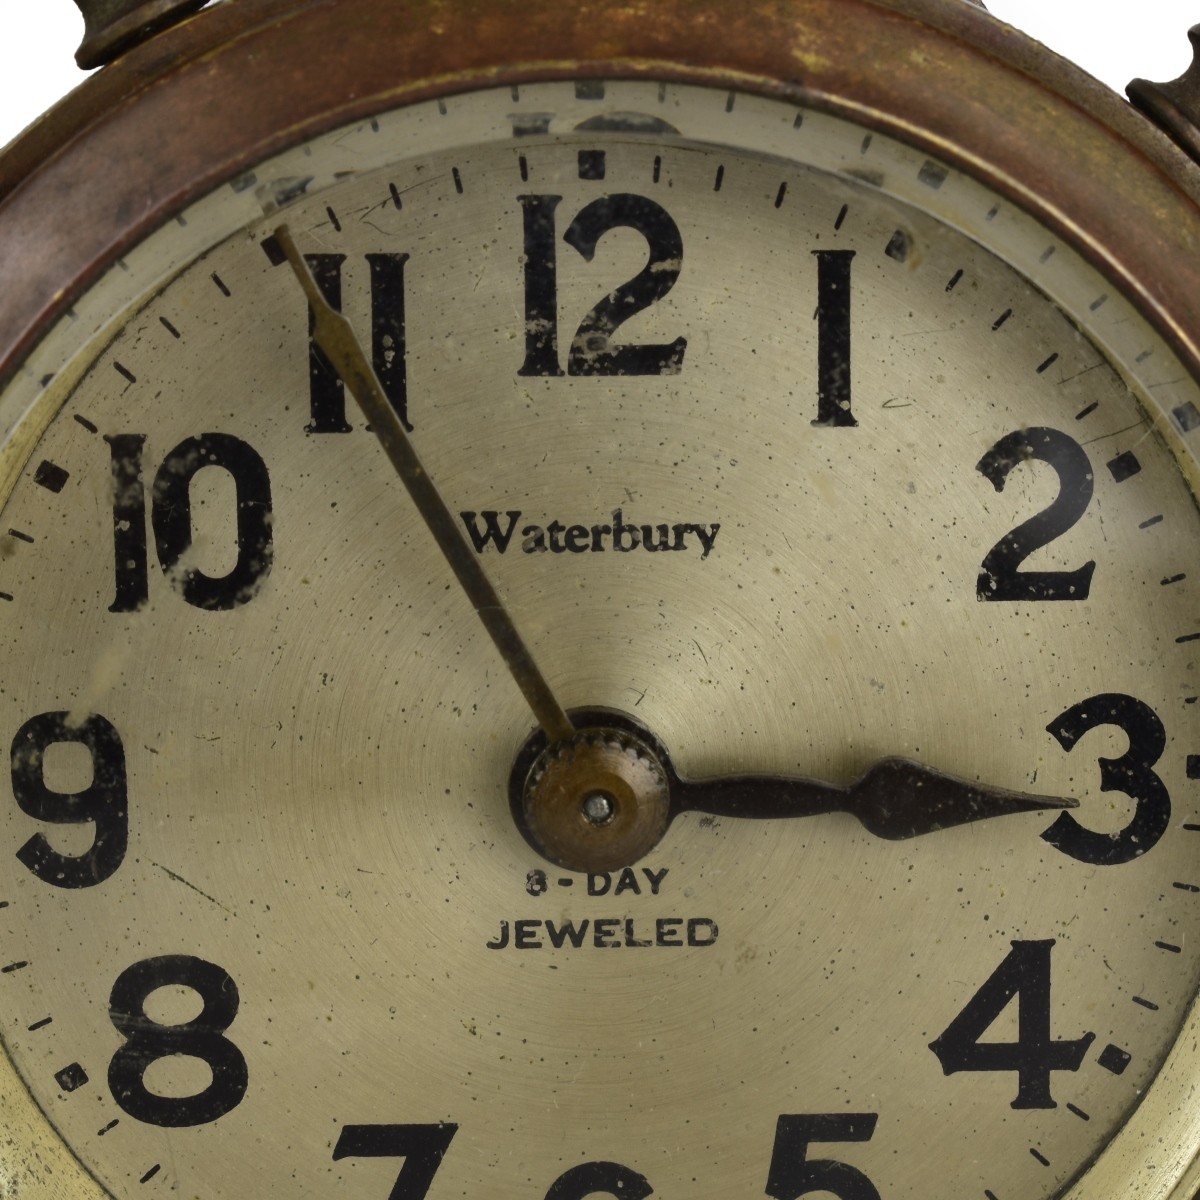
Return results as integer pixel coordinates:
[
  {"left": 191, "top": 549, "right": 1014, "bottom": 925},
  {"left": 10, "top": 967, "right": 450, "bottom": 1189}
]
[
  {"left": 107, "top": 432, "right": 273, "bottom": 612},
  {"left": 976, "top": 427, "right": 1095, "bottom": 600},
  {"left": 518, "top": 193, "right": 687, "bottom": 377}
]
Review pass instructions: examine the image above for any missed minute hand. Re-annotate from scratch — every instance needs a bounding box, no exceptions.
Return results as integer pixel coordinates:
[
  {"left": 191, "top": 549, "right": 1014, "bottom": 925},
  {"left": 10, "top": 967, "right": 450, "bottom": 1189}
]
[
  {"left": 671, "top": 757, "right": 1077, "bottom": 840},
  {"left": 271, "top": 224, "right": 573, "bottom": 746}
]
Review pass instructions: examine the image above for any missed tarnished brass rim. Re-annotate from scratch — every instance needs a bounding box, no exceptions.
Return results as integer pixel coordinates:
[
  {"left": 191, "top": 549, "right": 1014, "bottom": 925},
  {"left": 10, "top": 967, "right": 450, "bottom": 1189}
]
[{"left": 0, "top": 0, "right": 1199, "bottom": 389}]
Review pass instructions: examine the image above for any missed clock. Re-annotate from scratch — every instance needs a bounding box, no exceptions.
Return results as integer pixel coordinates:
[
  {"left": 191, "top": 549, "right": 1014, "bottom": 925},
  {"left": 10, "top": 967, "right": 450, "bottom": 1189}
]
[{"left": 2, "top": 1, "right": 1200, "bottom": 1197}]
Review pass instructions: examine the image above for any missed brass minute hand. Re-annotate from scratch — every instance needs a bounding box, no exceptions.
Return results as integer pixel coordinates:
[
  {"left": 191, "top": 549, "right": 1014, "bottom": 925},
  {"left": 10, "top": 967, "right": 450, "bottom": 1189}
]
[
  {"left": 270, "top": 224, "right": 573, "bottom": 745},
  {"left": 670, "top": 757, "right": 1077, "bottom": 839}
]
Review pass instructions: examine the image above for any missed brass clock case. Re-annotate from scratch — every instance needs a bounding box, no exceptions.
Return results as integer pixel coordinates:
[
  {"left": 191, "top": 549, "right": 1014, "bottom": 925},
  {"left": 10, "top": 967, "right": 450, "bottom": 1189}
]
[{"left": 1, "top": 2, "right": 1200, "bottom": 1198}]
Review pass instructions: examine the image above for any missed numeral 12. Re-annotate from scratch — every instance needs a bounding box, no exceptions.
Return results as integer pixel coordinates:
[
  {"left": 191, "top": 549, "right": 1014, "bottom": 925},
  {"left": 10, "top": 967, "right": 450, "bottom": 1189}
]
[{"left": 518, "top": 192, "right": 687, "bottom": 377}]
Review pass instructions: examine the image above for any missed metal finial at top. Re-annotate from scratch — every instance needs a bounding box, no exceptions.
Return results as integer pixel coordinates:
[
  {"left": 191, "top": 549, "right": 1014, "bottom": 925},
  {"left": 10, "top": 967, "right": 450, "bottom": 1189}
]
[
  {"left": 1128, "top": 25, "right": 1200, "bottom": 167},
  {"left": 73, "top": 0, "right": 209, "bottom": 69}
]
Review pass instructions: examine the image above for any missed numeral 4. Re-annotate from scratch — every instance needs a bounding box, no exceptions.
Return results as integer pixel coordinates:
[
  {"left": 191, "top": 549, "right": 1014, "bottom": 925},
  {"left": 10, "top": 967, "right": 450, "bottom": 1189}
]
[{"left": 929, "top": 939, "right": 1094, "bottom": 1108}]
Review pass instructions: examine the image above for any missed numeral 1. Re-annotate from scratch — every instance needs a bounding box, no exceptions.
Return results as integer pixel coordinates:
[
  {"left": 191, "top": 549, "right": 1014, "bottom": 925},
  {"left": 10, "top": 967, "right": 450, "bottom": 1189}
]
[{"left": 811, "top": 249, "right": 857, "bottom": 427}]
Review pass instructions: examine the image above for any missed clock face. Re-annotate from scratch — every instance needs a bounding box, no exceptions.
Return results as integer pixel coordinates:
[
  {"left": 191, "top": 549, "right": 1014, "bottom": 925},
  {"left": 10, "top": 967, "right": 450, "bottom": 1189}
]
[{"left": 1, "top": 79, "right": 1200, "bottom": 1200}]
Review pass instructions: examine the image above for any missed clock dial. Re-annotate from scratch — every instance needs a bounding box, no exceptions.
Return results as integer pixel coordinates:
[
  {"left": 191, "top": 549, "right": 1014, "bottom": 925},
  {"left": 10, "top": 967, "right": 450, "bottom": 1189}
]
[{"left": 1, "top": 80, "right": 1200, "bottom": 1200}]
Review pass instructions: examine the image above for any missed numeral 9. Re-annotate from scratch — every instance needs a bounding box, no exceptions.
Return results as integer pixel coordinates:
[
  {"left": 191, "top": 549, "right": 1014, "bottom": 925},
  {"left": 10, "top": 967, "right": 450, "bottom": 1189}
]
[{"left": 10, "top": 711, "right": 128, "bottom": 888}]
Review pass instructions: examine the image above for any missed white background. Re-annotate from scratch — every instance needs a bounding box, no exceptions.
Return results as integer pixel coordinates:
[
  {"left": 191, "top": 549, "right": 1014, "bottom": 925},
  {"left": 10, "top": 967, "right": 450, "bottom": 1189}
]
[{"left": 0, "top": 2, "right": 1195, "bottom": 150}]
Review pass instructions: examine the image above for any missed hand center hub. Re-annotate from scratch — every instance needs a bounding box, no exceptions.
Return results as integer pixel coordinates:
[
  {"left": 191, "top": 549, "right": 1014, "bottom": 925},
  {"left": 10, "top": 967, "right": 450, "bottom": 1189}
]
[{"left": 519, "top": 727, "right": 671, "bottom": 872}]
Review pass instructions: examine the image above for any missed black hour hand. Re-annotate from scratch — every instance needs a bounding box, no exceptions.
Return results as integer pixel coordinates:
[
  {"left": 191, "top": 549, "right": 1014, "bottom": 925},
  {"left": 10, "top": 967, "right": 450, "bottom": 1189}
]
[{"left": 672, "top": 757, "right": 1077, "bottom": 840}]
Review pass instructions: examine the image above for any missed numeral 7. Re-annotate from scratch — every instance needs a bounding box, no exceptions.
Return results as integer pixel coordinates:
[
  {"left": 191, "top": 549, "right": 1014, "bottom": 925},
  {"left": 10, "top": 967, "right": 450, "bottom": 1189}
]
[{"left": 332, "top": 1123, "right": 458, "bottom": 1200}]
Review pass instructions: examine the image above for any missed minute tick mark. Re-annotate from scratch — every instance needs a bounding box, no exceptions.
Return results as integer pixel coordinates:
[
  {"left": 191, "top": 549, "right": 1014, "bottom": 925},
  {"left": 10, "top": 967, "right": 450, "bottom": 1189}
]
[{"left": 32, "top": 460, "right": 68, "bottom": 494}]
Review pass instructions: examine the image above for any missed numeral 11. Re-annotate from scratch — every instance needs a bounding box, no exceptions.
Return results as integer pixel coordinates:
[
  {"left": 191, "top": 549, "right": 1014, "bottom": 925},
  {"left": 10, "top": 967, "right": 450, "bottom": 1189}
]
[{"left": 304, "top": 252, "right": 411, "bottom": 433}]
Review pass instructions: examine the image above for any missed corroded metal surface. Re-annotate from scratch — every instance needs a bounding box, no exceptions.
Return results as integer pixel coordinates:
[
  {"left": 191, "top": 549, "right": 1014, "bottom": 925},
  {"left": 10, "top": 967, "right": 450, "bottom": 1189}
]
[
  {"left": 72, "top": 0, "right": 209, "bottom": 68},
  {"left": 1130, "top": 25, "right": 1200, "bottom": 167}
]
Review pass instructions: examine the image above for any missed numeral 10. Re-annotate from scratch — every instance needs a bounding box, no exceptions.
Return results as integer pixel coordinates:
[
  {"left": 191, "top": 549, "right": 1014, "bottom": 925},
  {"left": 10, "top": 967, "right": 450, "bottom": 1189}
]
[{"left": 106, "top": 432, "right": 273, "bottom": 612}]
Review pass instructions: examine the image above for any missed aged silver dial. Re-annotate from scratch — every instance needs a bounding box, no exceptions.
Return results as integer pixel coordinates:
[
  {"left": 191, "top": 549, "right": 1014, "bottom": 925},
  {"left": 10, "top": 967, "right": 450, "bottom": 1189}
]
[{"left": 2, "top": 37, "right": 1200, "bottom": 1200}]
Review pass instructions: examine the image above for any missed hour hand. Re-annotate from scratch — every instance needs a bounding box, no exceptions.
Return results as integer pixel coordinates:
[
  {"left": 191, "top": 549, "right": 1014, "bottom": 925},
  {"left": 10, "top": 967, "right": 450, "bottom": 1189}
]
[
  {"left": 671, "top": 757, "right": 1077, "bottom": 840},
  {"left": 511, "top": 712, "right": 1080, "bottom": 873}
]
